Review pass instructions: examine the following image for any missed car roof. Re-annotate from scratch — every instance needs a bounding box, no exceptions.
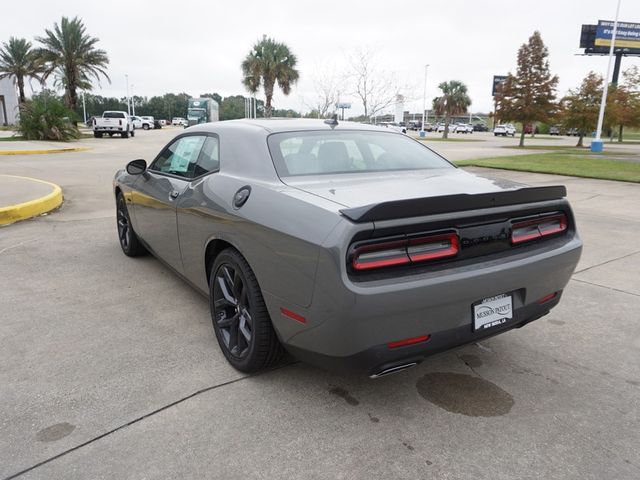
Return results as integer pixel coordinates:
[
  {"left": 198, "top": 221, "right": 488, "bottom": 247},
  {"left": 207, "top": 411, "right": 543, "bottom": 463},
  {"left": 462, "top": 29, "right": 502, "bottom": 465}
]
[{"left": 186, "top": 118, "right": 389, "bottom": 135}]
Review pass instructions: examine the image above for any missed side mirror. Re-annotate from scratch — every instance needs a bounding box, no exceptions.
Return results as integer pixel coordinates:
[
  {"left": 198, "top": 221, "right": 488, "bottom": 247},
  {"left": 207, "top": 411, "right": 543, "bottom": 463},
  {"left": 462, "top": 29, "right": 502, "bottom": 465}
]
[{"left": 126, "top": 159, "right": 147, "bottom": 175}]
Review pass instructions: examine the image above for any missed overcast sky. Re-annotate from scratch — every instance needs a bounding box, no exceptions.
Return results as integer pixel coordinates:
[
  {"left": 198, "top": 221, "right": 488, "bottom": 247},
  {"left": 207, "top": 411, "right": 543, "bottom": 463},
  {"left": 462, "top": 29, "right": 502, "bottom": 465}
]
[{"left": 6, "top": 0, "right": 640, "bottom": 116}]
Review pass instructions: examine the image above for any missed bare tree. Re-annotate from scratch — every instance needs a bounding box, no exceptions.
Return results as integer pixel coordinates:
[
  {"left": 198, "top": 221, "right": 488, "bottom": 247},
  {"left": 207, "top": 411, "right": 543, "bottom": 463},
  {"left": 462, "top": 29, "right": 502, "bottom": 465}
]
[
  {"left": 348, "top": 48, "right": 399, "bottom": 121},
  {"left": 303, "top": 66, "right": 340, "bottom": 118}
]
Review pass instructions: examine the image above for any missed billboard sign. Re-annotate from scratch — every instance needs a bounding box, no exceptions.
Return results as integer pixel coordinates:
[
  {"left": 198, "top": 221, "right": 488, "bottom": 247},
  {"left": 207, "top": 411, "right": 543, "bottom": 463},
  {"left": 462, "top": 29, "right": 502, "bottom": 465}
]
[
  {"left": 336, "top": 102, "right": 351, "bottom": 109},
  {"left": 596, "top": 20, "right": 640, "bottom": 49},
  {"left": 492, "top": 75, "right": 507, "bottom": 96}
]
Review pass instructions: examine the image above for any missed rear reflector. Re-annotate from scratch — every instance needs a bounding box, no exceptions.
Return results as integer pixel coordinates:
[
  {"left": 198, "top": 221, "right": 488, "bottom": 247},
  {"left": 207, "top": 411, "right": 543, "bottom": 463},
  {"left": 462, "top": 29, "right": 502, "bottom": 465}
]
[
  {"left": 511, "top": 213, "right": 567, "bottom": 245},
  {"left": 537, "top": 292, "right": 558, "bottom": 304},
  {"left": 352, "top": 233, "right": 458, "bottom": 271},
  {"left": 280, "top": 307, "right": 306, "bottom": 324},
  {"left": 388, "top": 335, "right": 431, "bottom": 349}
]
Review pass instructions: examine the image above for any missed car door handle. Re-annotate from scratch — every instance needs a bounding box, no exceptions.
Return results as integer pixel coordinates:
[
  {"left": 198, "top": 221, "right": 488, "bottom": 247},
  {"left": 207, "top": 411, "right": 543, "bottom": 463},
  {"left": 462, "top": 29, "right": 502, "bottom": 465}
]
[{"left": 169, "top": 190, "right": 179, "bottom": 199}]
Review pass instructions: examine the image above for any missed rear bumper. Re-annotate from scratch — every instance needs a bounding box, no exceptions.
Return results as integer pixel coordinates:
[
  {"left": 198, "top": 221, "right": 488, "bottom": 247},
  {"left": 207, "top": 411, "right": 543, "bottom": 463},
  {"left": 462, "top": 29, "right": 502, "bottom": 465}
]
[
  {"left": 285, "top": 295, "right": 558, "bottom": 377},
  {"left": 269, "top": 235, "right": 582, "bottom": 375}
]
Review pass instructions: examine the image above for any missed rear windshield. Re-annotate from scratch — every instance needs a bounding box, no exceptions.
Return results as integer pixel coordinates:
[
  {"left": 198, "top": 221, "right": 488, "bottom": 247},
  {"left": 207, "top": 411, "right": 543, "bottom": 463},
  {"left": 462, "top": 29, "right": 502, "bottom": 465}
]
[
  {"left": 268, "top": 130, "right": 452, "bottom": 177},
  {"left": 104, "top": 112, "right": 125, "bottom": 118}
]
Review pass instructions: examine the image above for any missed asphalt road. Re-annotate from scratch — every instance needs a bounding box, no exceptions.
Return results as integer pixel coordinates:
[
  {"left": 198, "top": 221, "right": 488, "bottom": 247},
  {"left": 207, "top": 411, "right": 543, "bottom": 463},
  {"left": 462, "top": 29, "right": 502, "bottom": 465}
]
[{"left": 1, "top": 127, "right": 639, "bottom": 479}]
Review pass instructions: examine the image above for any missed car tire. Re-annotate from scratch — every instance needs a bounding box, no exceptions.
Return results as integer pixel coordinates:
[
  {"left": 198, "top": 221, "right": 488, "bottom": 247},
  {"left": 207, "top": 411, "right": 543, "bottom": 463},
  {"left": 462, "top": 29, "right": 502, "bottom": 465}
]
[
  {"left": 94, "top": 132, "right": 102, "bottom": 138},
  {"left": 131, "top": 129, "right": 135, "bottom": 138},
  {"left": 210, "top": 248, "right": 284, "bottom": 373},
  {"left": 116, "top": 193, "right": 147, "bottom": 257},
  {"left": 143, "top": 124, "right": 149, "bottom": 130},
  {"left": 121, "top": 131, "right": 129, "bottom": 138}
]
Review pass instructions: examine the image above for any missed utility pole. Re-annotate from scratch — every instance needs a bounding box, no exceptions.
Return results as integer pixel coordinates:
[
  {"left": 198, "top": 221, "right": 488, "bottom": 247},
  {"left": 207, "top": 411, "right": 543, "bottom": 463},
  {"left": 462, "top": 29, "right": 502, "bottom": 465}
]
[
  {"left": 592, "top": 0, "right": 621, "bottom": 152},
  {"left": 125, "top": 74, "right": 131, "bottom": 115},
  {"left": 420, "top": 64, "right": 429, "bottom": 137},
  {"left": 81, "top": 91, "right": 87, "bottom": 124},
  {"left": 131, "top": 84, "right": 136, "bottom": 116}
]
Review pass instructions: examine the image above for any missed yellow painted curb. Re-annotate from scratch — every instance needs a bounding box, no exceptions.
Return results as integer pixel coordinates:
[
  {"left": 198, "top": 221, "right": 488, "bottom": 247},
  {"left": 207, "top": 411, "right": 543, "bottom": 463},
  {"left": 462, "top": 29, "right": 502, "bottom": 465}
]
[
  {"left": 0, "top": 175, "right": 63, "bottom": 225},
  {"left": 0, "top": 146, "right": 90, "bottom": 156}
]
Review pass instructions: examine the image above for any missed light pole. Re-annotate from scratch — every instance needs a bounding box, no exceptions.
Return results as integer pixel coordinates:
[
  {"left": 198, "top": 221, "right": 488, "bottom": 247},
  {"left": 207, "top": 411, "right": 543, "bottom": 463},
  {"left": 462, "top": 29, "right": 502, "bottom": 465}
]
[
  {"left": 131, "top": 84, "right": 136, "bottom": 116},
  {"left": 81, "top": 91, "right": 87, "bottom": 124},
  {"left": 592, "top": 0, "right": 622, "bottom": 152},
  {"left": 420, "top": 64, "right": 429, "bottom": 138},
  {"left": 125, "top": 74, "right": 131, "bottom": 115}
]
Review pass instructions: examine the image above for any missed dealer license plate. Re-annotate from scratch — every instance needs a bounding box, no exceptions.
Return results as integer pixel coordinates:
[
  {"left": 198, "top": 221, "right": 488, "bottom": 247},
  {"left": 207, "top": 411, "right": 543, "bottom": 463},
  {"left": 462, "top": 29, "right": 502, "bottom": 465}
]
[{"left": 473, "top": 293, "right": 513, "bottom": 331}]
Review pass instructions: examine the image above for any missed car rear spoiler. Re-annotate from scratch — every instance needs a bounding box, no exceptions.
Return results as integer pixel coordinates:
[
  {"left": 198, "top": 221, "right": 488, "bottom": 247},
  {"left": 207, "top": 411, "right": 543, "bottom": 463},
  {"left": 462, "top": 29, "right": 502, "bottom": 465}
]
[{"left": 339, "top": 186, "right": 567, "bottom": 223}]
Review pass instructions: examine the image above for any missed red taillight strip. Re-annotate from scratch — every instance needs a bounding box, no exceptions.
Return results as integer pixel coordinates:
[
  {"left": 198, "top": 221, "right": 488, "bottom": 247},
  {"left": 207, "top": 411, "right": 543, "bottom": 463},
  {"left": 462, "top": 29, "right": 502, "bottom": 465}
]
[
  {"left": 352, "top": 239, "right": 410, "bottom": 271},
  {"left": 280, "top": 307, "right": 306, "bottom": 324},
  {"left": 388, "top": 335, "right": 431, "bottom": 349},
  {"left": 511, "top": 213, "right": 567, "bottom": 245},
  {"left": 407, "top": 233, "right": 459, "bottom": 262},
  {"left": 352, "top": 233, "right": 458, "bottom": 271}
]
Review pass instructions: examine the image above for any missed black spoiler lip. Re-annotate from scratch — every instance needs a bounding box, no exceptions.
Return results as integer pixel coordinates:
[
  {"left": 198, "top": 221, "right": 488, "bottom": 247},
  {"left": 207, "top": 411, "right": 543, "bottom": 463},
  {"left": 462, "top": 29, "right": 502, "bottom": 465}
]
[{"left": 339, "top": 186, "right": 567, "bottom": 223}]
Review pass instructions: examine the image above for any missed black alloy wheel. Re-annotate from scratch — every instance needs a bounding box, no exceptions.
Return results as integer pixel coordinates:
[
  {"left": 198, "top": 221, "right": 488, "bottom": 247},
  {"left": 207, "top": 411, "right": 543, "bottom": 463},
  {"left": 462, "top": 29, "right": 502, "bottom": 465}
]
[
  {"left": 116, "top": 193, "right": 147, "bottom": 257},
  {"left": 213, "top": 263, "right": 253, "bottom": 359},
  {"left": 210, "top": 249, "right": 283, "bottom": 372}
]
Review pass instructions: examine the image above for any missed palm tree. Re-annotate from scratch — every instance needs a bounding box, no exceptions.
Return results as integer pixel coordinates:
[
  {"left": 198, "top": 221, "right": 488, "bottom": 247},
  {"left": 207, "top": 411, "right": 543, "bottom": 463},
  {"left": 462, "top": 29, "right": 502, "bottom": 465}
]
[
  {"left": 0, "top": 37, "right": 42, "bottom": 103},
  {"left": 36, "top": 16, "right": 109, "bottom": 111},
  {"left": 241, "top": 35, "right": 299, "bottom": 118},
  {"left": 432, "top": 80, "right": 472, "bottom": 139}
]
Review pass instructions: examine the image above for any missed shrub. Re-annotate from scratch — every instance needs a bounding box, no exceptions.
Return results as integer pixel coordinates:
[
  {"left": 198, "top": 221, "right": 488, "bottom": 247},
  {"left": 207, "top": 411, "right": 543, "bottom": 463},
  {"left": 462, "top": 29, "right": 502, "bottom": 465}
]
[{"left": 17, "top": 92, "right": 80, "bottom": 141}]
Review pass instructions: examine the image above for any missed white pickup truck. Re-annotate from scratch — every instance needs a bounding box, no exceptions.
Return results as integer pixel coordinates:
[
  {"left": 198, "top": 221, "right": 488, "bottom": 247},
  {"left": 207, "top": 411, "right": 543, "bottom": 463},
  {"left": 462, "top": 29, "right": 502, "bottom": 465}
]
[{"left": 93, "top": 111, "right": 135, "bottom": 138}]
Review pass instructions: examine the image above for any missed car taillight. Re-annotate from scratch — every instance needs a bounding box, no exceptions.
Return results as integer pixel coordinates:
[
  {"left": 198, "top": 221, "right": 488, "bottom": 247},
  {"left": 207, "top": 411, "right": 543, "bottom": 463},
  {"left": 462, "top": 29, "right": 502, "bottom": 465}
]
[
  {"left": 511, "top": 213, "right": 567, "bottom": 245},
  {"left": 352, "top": 232, "right": 458, "bottom": 271},
  {"left": 352, "top": 239, "right": 410, "bottom": 270}
]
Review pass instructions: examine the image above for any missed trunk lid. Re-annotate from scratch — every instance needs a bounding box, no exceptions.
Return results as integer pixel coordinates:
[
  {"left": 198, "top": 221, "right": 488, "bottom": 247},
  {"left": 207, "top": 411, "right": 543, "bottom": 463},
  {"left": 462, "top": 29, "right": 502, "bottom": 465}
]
[{"left": 282, "top": 168, "right": 525, "bottom": 209}]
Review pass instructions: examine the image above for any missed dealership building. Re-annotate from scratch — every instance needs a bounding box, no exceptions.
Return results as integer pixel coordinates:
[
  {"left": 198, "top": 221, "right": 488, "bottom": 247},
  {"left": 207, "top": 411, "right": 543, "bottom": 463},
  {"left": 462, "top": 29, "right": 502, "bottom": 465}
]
[{"left": 0, "top": 76, "right": 19, "bottom": 125}]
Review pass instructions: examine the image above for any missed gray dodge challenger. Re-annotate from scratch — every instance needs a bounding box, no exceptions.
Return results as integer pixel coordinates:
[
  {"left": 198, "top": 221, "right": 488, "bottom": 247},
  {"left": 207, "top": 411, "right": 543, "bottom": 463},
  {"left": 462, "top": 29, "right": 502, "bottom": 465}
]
[{"left": 113, "top": 119, "right": 582, "bottom": 378}]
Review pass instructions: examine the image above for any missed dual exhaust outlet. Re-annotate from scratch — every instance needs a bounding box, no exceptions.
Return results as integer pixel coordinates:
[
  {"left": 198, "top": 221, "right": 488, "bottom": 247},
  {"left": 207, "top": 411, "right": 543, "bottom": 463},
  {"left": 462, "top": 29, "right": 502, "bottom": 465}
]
[{"left": 369, "top": 362, "right": 418, "bottom": 379}]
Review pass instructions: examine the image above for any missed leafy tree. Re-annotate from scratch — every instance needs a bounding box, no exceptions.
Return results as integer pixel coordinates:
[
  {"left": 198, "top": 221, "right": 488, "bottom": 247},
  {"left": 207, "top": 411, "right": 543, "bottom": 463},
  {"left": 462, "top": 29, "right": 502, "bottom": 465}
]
[
  {"left": 0, "top": 37, "right": 42, "bottom": 103},
  {"left": 220, "top": 95, "right": 247, "bottom": 120},
  {"left": 607, "top": 67, "right": 640, "bottom": 142},
  {"left": 241, "top": 35, "right": 299, "bottom": 118},
  {"left": 200, "top": 92, "right": 222, "bottom": 105},
  {"left": 496, "top": 31, "right": 558, "bottom": 147},
  {"left": 271, "top": 108, "right": 301, "bottom": 118},
  {"left": 36, "top": 16, "right": 110, "bottom": 110},
  {"left": 432, "top": 80, "right": 471, "bottom": 139},
  {"left": 560, "top": 72, "right": 602, "bottom": 147},
  {"left": 17, "top": 90, "right": 79, "bottom": 141}
]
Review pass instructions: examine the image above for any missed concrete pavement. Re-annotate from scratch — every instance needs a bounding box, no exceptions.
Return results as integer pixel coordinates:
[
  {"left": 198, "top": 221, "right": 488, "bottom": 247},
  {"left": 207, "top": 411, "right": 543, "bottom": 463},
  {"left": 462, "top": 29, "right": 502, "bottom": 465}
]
[{"left": 0, "top": 126, "right": 639, "bottom": 479}]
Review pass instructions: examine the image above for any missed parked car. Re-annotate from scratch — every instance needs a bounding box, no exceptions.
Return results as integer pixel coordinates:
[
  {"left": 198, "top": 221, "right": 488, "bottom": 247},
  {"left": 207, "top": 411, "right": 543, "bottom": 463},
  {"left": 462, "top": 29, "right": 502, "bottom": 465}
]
[
  {"left": 566, "top": 128, "right": 580, "bottom": 136},
  {"left": 130, "top": 116, "right": 143, "bottom": 130},
  {"left": 379, "top": 122, "right": 407, "bottom": 134},
  {"left": 172, "top": 117, "right": 187, "bottom": 126},
  {"left": 549, "top": 126, "right": 561, "bottom": 136},
  {"left": 140, "top": 116, "right": 157, "bottom": 130},
  {"left": 159, "top": 119, "right": 168, "bottom": 126},
  {"left": 494, "top": 124, "right": 516, "bottom": 137},
  {"left": 153, "top": 119, "right": 162, "bottom": 129},
  {"left": 524, "top": 124, "right": 540, "bottom": 135},
  {"left": 436, "top": 123, "right": 446, "bottom": 133},
  {"left": 453, "top": 123, "right": 473, "bottom": 134},
  {"left": 113, "top": 119, "right": 582, "bottom": 377},
  {"left": 93, "top": 111, "right": 134, "bottom": 138},
  {"left": 473, "top": 124, "right": 489, "bottom": 132}
]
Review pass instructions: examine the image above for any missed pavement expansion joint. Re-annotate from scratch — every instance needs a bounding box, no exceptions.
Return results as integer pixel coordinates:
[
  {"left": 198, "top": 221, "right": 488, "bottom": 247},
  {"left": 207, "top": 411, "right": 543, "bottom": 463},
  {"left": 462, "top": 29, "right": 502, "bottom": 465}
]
[
  {"left": 571, "top": 277, "right": 640, "bottom": 298},
  {"left": 2, "top": 361, "right": 297, "bottom": 480},
  {"left": 573, "top": 250, "right": 640, "bottom": 275}
]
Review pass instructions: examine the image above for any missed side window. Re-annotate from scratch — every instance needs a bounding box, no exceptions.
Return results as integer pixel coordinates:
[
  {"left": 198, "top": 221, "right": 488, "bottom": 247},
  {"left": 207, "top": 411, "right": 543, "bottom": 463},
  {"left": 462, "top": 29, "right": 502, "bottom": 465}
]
[
  {"left": 150, "top": 135, "right": 206, "bottom": 179},
  {"left": 193, "top": 136, "right": 220, "bottom": 177}
]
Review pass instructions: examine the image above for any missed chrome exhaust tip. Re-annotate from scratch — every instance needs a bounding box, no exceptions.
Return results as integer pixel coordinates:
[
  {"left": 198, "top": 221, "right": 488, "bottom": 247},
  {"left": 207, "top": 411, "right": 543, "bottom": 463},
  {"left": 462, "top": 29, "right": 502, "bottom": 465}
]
[{"left": 369, "top": 362, "right": 418, "bottom": 379}]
